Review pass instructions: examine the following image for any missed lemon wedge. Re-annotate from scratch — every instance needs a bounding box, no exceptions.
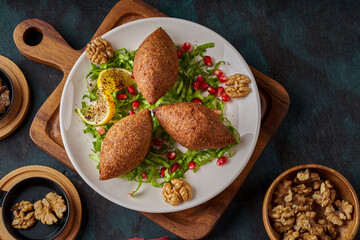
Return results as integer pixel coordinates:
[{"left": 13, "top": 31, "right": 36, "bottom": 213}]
[
  {"left": 76, "top": 68, "right": 133, "bottom": 126},
  {"left": 97, "top": 68, "right": 134, "bottom": 92},
  {"left": 76, "top": 88, "right": 115, "bottom": 126}
]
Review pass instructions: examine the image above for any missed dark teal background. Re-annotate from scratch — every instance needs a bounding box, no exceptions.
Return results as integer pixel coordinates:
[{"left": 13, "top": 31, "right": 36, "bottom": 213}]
[{"left": 0, "top": 0, "right": 359, "bottom": 239}]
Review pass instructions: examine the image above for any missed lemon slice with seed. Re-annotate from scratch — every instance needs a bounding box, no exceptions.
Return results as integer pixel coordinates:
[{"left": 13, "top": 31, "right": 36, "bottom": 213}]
[
  {"left": 97, "top": 68, "right": 134, "bottom": 92},
  {"left": 76, "top": 88, "right": 115, "bottom": 126}
]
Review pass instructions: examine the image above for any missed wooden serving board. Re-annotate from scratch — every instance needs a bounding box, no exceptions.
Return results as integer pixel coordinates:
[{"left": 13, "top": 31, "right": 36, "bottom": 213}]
[{"left": 13, "top": 0, "right": 290, "bottom": 239}]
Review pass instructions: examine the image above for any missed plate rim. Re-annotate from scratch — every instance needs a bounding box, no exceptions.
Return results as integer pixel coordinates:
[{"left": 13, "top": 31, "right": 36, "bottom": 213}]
[{"left": 59, "top": 17, "right": 261, "bottom": 213}]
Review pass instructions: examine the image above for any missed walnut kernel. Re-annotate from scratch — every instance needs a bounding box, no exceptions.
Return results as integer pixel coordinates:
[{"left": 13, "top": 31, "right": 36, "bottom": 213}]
[
  {"left": 86, "top": 36, "right": 114, "bottom": 64},
  {"left": 46, "top": 192, "right": 67, "bottom": 218},
  {"left": 292, "top": 184, "right": 312, "bottom": 195},
  {"left": 269, "top": 205, "right": 295, "bottom": 233},
  {"left": 34, "top": 192, "right": 67, "bottom": 225},
  {"left": 34, "top": 199, "right": 58, "bottom": 225},
  {"left": 293, "top": 211, "right": 324, "bottom": 236},
  {"left": 11, "top": 201, "right": 36, "bottom": 229},
  {"left": 274, "top": 180, "right": 292, "bottom": 205},
  {"left": 284, "top": 229, "right": 300, "bottom": 240},
  {"left": 299, "top": 232, "right": 318, "bottom": 240},
  {"left": 162, "top": 179, "right": 192, "bottom": 206},
  {"left": 225, "top": 74, "right": 251, "bottom": 98},
  {"left": 312, "top": 181, "right": 336, "bottom": 207}
]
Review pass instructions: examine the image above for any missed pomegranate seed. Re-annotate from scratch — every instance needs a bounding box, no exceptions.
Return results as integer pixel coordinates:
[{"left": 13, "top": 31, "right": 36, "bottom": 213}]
[
  {"left": 177, "top": 49, "right": 182, "bottom": 58},
  {"left": 219, "top": 76, "right": 228, "bottom": 83},
  {"left": 213, "top": 109, "right": 222, "bottom": 115},
  {"left": 129, "top": 110, "right": 136, "bottom": 115},
  {"left": 208, "top": 87, "right": 217, "bottom": 95},
  {"left": 193, "top": 80, "right": 201, "bottom": 90},
  {"left": 153, "top": 139, "right": 164, "bottom": 147},
  {"left": 131, "top": 73, "right": 134, "bottom": 79},
  {"left": 167, "top": 151, "right": 177, "bottom": 160},
  {"left": 142, "top": 172, "right": 147, "bottom": 179},
  {"left": 192, "top": 98, "right": 202, "bottom": 104},
  {"left": 214, "top": 69, "right": 224, "bottom": 77},
  {"left": 132, "top": 100, "right": 140, "bottom": 110},
  {"left": 95, "top": 126, "right": 106, "bottom": 135},
  {"left": 203, "top": 56, "right": 213, "bottom": 66},
  {"left": 160, "top": 167, "right": 167, "bottom": 177},
  {"left": 200, "top": 82, "right": 210, "bottom": 91},
  {"left": 128, "top": 85, "right": 137, "bottom": 95},
  {"left": 217, "top": 86, "right": 225, "bottom": 96},
  {"left": 117, "top": 93, "right": 127, "bottom": 100},
  {"left": 170, "top": 163, "right": 180, "bottom": 173},
  {"left": 222, "top": 94, "right": 231, "bottom": 102},
  {"left": 188, "top": 161, "right": 196, "bottom": 170},
  {"left": 217, "top": 156, "right": 228, "bottom": 166},
  {"left": 181, "top": 42, "right": 191, "bottom": 52},
  {"left": 196, "top": 74, "right": 204, "bottom": 82}
]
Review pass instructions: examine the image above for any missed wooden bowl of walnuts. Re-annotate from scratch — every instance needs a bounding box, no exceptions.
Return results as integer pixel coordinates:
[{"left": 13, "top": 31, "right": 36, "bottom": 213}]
[{"left": 263, "top": 164, "right": 359, "bottom": 240}]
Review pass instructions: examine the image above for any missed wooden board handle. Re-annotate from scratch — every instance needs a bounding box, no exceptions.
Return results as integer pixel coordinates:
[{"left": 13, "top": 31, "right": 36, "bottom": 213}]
[{"left": 13, "top": 19, "right": 81, "bottom": 74}]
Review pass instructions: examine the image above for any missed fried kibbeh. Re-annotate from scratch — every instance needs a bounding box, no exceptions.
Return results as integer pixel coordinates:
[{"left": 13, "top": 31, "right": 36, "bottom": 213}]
[
  {"left": 133, "top": 28, "right": 178, "bottom": 105},
  {"left": 99, "top": 109, "right": 153, "bottom": 180},
  {"left": 153, "top": 102, "right": 236, "bottom": 150}
]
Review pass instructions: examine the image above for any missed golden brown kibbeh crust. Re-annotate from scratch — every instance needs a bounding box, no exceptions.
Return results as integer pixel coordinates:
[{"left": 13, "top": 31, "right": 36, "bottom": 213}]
[
  {"left": 99, "top": 109, "right": 153, "bottom": 180},
  {"left": 133, "top": 27, "right": 178, "bottom": 105},
  {"left": 153, "top": 102, "right": 236, "bottom": 150}
]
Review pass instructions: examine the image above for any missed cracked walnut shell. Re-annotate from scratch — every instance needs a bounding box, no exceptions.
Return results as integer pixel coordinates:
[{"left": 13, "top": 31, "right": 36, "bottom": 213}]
[
  {"left": 11, "top": 201, "right": 36, "bottom": 229},
  {"left": 162, "top": 179, "right": 192, "bottom": 206},
  {"left": 225, "top": 74, "right": 251, "bottom": 98},
  {"left": 86, "top": 36, "right": 114, "bottom": 64}
]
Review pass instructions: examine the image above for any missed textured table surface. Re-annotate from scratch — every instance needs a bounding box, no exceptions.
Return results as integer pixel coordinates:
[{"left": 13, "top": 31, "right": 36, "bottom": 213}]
[{"left": 0, "top": 0, "right": 359, "bottom": 239}]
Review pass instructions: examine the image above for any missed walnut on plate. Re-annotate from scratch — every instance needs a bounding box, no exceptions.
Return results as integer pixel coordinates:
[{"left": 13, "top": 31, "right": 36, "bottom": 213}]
[
  {"left": 34, "top": 192, "right": 67, "bottom": 225},
  {"left": 162, "top": 179, "right": 192, "bottom": 206},
  {"left": 11, "top": 201, "right": 36, "bottom": 229},
  {"left": 225, "top": 73, "right": 251, "bottom": 98},
  {"left": 86, "top": 36, "right": 114, "bottom": 65}
]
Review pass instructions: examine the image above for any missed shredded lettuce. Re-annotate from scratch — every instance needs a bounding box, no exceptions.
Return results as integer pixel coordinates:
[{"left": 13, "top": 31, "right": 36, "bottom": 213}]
[{"left": 80, "top": 43, "right": 240, "bottom": 196}]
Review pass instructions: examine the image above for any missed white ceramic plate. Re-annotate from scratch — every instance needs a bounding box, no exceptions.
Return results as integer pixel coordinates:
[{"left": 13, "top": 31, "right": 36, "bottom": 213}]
[{"left": 60, "top": 17, "right": 261, "bottom": 213}]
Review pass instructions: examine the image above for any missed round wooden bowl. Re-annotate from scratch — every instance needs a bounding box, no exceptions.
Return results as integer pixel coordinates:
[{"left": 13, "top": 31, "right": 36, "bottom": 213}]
[{"left": 263, "top": 164, "right": 359, "bottom": 240}]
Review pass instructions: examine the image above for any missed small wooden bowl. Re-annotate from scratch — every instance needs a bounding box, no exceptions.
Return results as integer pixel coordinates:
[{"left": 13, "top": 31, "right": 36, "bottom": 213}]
[{"left": 263, "top": 164, "right": 360, "bottom": 240}]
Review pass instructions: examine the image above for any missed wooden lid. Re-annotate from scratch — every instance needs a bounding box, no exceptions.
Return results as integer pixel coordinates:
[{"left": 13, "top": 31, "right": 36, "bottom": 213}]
[
  {"left": 0, "top": 166, "right": 82, "bottom": 240},
  {"left": 0, "top": 55, "right": 30, "bottom": 140}
]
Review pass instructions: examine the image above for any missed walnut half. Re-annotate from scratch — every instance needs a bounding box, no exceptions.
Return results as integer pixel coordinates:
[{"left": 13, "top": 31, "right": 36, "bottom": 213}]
[
  {"left": 162, "top": 179, "right": 192, "bottom": 206},
  {"left": 11, "top": 201, "right": 36, "bottom": 229},
  {"left": 225, "top": 74, "right": 251, "bottom": 98},
  {"left": 86, "top": 36, "right": 114, "bottom": 65},
  {"left": 34, "top": 192, "right": 67, "bottom": 225}
]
